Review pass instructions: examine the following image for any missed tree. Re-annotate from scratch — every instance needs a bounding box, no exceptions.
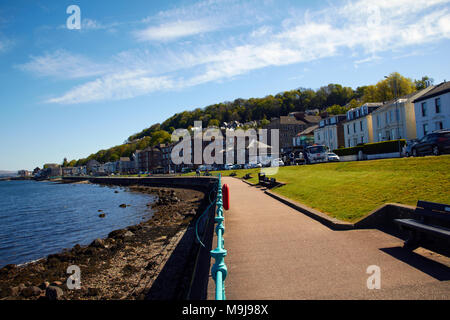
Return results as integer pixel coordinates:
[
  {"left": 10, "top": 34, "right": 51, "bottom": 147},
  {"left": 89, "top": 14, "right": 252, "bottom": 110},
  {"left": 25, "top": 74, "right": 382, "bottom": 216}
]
[
  {"left": 415, "top": 76, "right": 434, "bottom": 90},
  {"left": 208, "top": 119, "right": 220, "bottom": 127},
  {"left": 62, "top": 158, "right": 69, "bottom": 167},
  {"left": 362, "top": 73, "right": 416, "bottom": 103},
  {"left": 326, "top": 105, "right": 349, "bottom": 115},
  {"left": 68, "top": 160, "right": 77, "bottom": 167}
]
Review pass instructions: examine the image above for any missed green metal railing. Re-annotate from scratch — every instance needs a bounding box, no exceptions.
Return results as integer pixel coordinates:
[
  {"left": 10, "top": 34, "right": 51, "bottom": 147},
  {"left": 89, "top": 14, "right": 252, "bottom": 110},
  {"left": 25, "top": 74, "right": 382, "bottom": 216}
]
[
  {"left": 210, "top": 174, "right": 227, "bottom": 300},
  {"left": 193, "top": 174, "right": 227, "bottom": 300}
]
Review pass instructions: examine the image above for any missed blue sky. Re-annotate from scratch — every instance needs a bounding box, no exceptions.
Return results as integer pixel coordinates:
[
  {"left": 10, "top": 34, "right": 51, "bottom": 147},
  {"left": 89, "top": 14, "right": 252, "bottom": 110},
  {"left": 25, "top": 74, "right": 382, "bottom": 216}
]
[{"left": 1, "top": 0, "right": 449, "bottom": 170}]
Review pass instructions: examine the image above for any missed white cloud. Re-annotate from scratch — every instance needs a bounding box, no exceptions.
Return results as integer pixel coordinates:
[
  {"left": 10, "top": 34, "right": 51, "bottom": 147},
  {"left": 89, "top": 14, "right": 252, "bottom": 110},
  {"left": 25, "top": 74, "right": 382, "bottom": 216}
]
[
  {"left": 22, "top": 0, "right": 450, "bottom": 104},
  {"left": 134, "top": 19, "right": 215, "bottom": 42},
  {"left": 46, "top": 71, "right": 174, "bottom": 104},
  {"left": 17, "top": 50, "right": 111, "bottom": 79}
]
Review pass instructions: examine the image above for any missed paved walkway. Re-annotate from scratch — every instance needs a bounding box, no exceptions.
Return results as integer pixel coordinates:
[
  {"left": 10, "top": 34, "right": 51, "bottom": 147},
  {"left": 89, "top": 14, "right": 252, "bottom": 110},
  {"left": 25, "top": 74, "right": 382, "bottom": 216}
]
[{"left": 207, "top": 177, "right": 450, "bottom": 300}]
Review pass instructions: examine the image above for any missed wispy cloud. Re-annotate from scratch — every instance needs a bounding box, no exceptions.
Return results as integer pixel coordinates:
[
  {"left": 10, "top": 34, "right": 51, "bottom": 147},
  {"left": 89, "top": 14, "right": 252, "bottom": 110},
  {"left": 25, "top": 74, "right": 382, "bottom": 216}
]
[
  {"left": 46, "top": 71, "right": 174, "bottom": 104},
  {"left": 0, "top": 37, "right": 13, "bottom": 53},
  {"left": 135, "top": 0, "right": 273, "bottom": 42},
  {"left": 19, "top": 0, "right": 450, "bottom": 104},
  {"left": 134, "top": 19, "right": 215, "bottom": 42},
  {"left": 17, "top": 50, "right": 111, "bottom": 79}
]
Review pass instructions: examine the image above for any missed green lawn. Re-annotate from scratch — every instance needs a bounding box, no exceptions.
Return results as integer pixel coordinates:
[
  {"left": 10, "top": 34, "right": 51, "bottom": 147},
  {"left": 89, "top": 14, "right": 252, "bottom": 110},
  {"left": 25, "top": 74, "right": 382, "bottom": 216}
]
[{"left": 187, "top": 156, "right": 450, "bottom": 222}]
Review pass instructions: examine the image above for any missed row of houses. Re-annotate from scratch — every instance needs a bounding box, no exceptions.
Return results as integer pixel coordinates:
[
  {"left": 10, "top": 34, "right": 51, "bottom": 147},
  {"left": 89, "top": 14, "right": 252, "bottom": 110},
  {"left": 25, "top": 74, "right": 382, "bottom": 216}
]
[{"left": 312, "top": 81, "right": 449, "bottom": 150}]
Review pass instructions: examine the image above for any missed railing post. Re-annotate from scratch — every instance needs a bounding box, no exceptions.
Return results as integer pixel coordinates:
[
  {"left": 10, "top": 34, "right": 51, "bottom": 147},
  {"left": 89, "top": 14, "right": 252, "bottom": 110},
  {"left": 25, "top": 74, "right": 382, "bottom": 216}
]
[{"left": 210, "top": 174, "right": 227, "bottom": 300}]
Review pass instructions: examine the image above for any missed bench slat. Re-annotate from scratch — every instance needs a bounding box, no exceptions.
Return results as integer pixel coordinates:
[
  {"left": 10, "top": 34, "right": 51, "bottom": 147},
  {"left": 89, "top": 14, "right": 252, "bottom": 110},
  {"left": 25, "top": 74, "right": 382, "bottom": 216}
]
[
  {"left": 414, "top": 208, "right": 450, "bottom": 222},
  {"left": 417, "top": 200, "right": 450, "bottom": 213},
  {"left": 394, "top": 219, "right": 450, "bottom": 239}
]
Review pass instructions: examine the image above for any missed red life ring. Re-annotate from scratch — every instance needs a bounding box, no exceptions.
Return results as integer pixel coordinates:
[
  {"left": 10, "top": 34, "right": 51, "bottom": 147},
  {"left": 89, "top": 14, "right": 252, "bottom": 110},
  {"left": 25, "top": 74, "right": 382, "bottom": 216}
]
[{"left": 222, "top": 184, "right": 230, "bottom": 210}]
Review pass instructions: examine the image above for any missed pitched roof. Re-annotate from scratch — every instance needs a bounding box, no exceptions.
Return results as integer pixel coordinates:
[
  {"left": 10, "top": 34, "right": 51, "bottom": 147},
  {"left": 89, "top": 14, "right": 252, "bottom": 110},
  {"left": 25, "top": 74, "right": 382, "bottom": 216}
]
[
  {"left": 297, "top": 125, "right": 318, "bottom": 136},
  {"left": 413, "top": 82, "right": 450, "bottom": 103}
]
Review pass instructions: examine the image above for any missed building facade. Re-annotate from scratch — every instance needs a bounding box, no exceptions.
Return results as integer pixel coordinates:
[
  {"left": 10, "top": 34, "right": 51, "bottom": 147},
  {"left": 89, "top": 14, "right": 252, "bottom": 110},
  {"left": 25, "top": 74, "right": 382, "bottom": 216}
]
[
  {"left": 265, "top": 114, "right": 321, "bottom": 153},
  {"left": 314, "top": 115, "right": 346, "bottom": 151},
  {"left": 413, "top": 81, "right": 450, "bottom": 139},
  {"left": 371, "top": 87, "right": 435, "bottom": 142},
  {"left": 137, "top": 146, "right": 163, "bottom": 173},
  {"left": 343, "top": 103, "right": 383, "bottom": 147}
]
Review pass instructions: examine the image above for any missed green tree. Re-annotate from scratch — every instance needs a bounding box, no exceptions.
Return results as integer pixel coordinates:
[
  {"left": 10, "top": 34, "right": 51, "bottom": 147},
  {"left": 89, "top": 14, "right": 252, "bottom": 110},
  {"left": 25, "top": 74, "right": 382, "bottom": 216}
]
[
  {"left": 326, "top": 105, "right": 349, "bottom": 115},
  {"left": 415, "top": 76, "right": 434, "bottom": 90}
]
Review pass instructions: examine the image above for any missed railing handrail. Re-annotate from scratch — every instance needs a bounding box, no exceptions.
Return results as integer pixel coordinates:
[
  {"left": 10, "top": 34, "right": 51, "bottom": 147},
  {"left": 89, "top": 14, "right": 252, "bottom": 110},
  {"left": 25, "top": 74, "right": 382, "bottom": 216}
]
[{"left": 210, "top": 174, "right": 227, "bottom": 300}]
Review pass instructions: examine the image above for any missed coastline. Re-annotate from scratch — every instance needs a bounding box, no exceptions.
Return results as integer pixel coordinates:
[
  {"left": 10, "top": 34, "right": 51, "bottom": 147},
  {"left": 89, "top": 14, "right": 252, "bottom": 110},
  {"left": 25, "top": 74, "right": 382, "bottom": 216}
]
[{"left": 0, "top": 184, "right": 206, "bottom": 300}]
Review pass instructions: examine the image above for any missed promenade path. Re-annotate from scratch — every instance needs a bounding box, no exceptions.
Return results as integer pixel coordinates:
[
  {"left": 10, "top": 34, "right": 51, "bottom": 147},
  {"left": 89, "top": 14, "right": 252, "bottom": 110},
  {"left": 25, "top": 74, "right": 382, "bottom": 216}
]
[{"left": 207, "top": 177, "right": 450, "bottom": 300}]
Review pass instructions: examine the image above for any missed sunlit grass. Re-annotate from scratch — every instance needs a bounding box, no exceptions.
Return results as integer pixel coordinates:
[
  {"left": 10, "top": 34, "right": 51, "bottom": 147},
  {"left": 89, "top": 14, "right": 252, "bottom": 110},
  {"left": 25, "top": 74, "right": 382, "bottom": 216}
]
[{"left": 186, "top": 155, "right": 450, "bottom": 222}]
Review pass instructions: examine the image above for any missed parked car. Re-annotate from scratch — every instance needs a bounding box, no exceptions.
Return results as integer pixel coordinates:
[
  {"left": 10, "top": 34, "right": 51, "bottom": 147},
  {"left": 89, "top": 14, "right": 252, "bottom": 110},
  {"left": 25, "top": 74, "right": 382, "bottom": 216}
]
[
  {"left": 327, "top": 152, "right": 340, "bottom": 162},
  {"left": 404, "top": 139, "right": 418, "bottom": 157},
  {"left": 223, "top": 164, "right": 234, "bottom": 170},
  {"left": 305, "top": 145, "right": 328, "bottom": 164},
  {"left": 293, "top": 151, "right": 305, "bottom": 165},
  {"left": 411, "top": 130, "right": 450, "bottom": 157}
]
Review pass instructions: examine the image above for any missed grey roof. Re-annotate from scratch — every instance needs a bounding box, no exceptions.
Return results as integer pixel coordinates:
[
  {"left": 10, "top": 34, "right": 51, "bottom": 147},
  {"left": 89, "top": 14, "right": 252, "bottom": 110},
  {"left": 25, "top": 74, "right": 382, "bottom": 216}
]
[{"left": 413, "top": 82, "right": 450, "bottom": 103}]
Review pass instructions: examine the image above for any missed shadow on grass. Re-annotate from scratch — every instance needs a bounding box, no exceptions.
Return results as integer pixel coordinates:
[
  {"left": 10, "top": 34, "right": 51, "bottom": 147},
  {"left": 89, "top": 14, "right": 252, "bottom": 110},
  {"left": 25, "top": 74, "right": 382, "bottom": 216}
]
[{"left": 380, "top": 247, "right": 450, "bottom": 281}]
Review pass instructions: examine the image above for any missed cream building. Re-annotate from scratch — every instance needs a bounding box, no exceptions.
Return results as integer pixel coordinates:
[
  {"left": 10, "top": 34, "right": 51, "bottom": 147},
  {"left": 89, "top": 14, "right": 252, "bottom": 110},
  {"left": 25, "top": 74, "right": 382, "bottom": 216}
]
[{"left": 343, "top": 103, "right": 383, "bottom": 148}]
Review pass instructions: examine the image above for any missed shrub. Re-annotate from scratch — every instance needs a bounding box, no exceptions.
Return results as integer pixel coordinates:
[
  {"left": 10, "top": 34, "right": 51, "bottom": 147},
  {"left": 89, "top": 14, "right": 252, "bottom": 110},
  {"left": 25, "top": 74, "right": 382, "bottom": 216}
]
[
  {"left": 363, "top": 139, "right": 406, "bottom": 155},
  {"left": 333, "top": 140, "right": 406, "bottom": 156}
]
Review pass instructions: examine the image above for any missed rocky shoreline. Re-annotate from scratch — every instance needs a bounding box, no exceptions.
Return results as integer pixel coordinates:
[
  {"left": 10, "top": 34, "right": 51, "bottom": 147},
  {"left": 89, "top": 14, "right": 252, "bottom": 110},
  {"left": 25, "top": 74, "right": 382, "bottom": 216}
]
[{"left": 0, "top": 185, "right": 206, "bottom": 300}]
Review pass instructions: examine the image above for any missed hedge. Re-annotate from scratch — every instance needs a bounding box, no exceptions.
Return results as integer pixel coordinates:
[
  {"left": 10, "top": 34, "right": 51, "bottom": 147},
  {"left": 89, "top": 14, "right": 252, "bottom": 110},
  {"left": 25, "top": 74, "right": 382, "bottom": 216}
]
[
  {"left": 333, "top": 140, "right": 406, "bottom": 157},
  {"left": 333, "top": 146, "right": 363, "bottom": 156}
]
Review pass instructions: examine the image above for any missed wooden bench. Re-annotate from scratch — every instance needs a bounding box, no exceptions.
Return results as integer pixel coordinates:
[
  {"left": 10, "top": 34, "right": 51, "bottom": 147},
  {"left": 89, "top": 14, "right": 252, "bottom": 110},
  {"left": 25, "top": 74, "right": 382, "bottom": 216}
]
[
  {"left": 258, "top": 173, "right": 277, "bottom": 188},
  {"left": 394, "top": 201, "right": 450, "bottom": 251}
]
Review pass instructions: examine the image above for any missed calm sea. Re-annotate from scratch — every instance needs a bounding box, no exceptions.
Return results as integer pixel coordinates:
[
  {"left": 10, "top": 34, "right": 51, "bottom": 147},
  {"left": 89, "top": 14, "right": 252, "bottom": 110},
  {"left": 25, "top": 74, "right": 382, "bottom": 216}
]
[{"left": 0, "top": 180, "right": 156, "bottom": 268}]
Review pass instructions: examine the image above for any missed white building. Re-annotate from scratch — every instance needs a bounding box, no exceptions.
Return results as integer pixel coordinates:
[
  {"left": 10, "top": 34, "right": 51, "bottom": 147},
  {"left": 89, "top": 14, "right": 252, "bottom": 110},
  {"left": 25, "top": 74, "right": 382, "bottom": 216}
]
[
  {"left": 314, "top": 115, "right": 346, "bottom": 151},
  {"left": 343, "top": 103, "right": 383, "bottom": 148},
  {"left": 413, "top": 81, "right": 450, "bottom": 139},
  {"left": 371, "top": 86, "right": 435, "bottom": 142}
]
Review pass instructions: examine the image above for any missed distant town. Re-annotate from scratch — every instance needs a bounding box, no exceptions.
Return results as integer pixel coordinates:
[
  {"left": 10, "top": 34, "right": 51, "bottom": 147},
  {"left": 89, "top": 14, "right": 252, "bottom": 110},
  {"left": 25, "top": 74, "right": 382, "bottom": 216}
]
[{"left": 13, "top": 79, "right": 449, "bottom": 180}]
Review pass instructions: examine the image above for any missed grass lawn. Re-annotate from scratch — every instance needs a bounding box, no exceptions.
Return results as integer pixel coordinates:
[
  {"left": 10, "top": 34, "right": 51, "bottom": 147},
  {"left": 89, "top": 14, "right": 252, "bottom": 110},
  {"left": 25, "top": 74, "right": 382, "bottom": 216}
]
[{"left": 186, "top": 155, "right": 450, "bottom": 222}]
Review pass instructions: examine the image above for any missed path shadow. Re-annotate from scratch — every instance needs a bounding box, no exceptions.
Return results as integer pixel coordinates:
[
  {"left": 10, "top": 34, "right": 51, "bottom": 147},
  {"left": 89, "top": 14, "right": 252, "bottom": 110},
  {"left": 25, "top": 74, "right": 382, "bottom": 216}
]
[{"left": 380, "top": 247, "right": 450, "bottom": 281}]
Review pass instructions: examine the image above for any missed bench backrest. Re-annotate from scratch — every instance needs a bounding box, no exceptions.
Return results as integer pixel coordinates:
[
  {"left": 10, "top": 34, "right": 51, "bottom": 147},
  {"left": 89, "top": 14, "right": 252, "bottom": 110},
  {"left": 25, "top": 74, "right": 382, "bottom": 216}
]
[{"left": 415, "top": 201, "right": 450, "bottom": 223}]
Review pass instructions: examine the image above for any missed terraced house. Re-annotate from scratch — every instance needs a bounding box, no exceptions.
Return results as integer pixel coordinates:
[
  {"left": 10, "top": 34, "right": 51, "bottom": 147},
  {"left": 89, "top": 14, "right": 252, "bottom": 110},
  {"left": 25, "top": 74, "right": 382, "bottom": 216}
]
[
  {"left": 413, "top": 81, "right": 450, "bottom": 139},
  {"left": 314, "top": 115, "right": 346, "bottom": 151},
  {"left": 371, "top": 86, "right": 435, "bottom": 142},
  {"left": 343, "top": 103, "right": 383, "bottom": 147}
]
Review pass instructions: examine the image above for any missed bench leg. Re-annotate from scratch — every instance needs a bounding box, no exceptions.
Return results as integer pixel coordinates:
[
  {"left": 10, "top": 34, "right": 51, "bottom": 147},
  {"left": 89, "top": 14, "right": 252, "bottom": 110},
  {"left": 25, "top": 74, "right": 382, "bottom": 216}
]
[{"left": 403, "top": 231, "right": 420, "bottom": 250}]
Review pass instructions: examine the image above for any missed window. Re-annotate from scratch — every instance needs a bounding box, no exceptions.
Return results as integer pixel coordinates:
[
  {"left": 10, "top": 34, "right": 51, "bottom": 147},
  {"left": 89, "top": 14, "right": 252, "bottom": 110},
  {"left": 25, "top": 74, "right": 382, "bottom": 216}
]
[
  {"left": 348, "top": 139, "right": 351, "bottom": 147},
  {"left": 421, "top": 102, "right": 427, "bottom": 117},
  {"left": 353, "top": 122, "right": 356, "bottom": 133},
  {"left": 435, "top": 98, "right": 441, "bottom": 114},
  {"left": 361, "top": 136, "right": 364, "bottom": 144},
  {"left": 395, "top": 109, "right": 400, "bottom": 122},
  {"left": 436, "top": 122, "right": 443, "bottom": 130},
  {"left": 377, "top": 115, "right": 380, "bottom": 128},
  {"left": 385, "top": 112, "right": 388, "bottom": 123},
  {"left": 347, "top": 125, "right": 350, "bottom": 135},
  {"left": 423, "top": 123, "right": 429, "bottom": 136},
  {"left": 389, "top": 110, "right": 393, "bottom": 123},
  {"left": 360, "top": 121, "right": 363, "bottom": 131}
]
